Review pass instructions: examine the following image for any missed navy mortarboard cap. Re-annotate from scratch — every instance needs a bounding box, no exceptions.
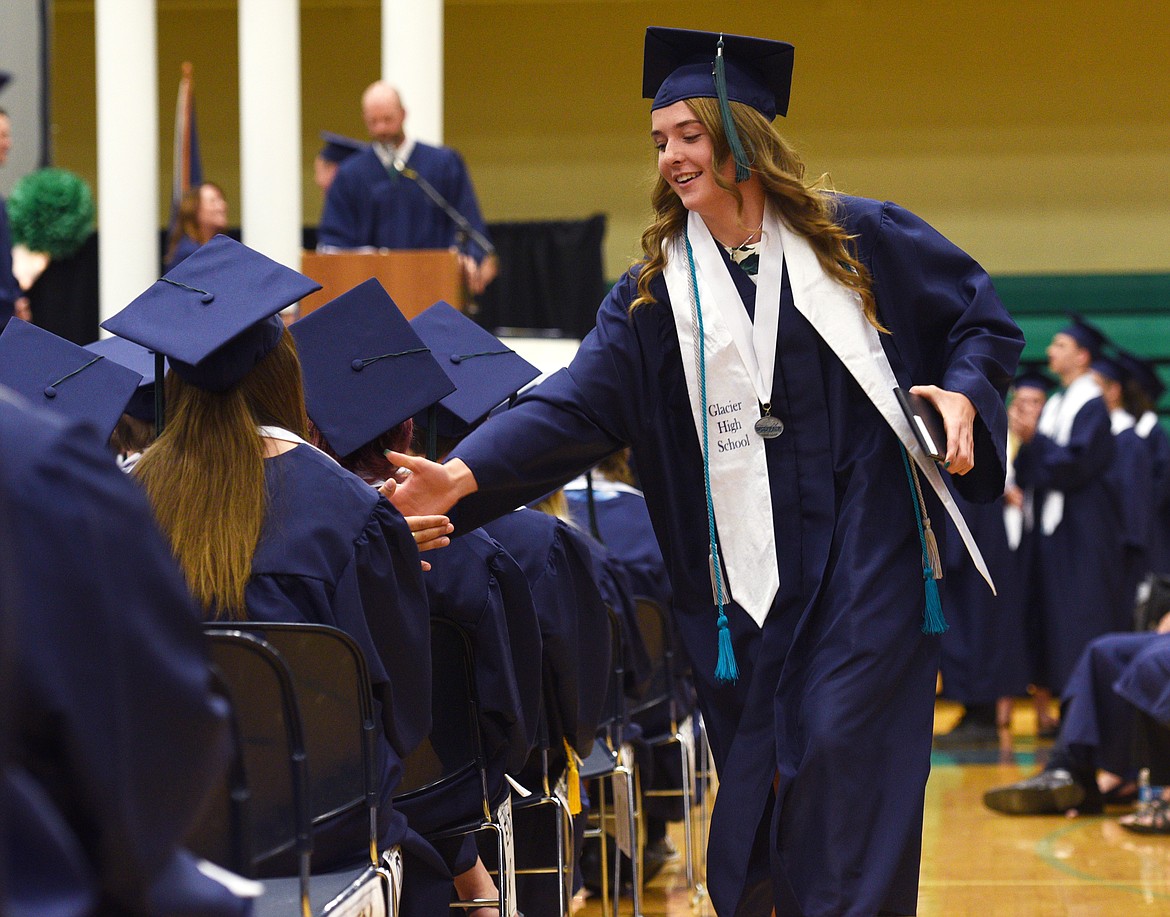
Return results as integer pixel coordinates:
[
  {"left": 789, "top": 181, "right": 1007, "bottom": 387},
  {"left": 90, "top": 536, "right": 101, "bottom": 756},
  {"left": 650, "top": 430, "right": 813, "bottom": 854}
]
[
  {"left": 410, "top": 300, "right": 541, "bottom": 439},
  {"left": 1091, "top": 354, "right": 1128, "bottom": 385},
  {"left": 101, "top": 235, "right": 320, "bottom": 393},
  {"left": 0, "top": 319, "right": 142, "bottom": 441},
  {"left": 318, "top": 130, "right": 366, "bottom": 164},
  {"left": 1011, "top": 369, "right": 1055, "bottom": 393},
  {"left": 1057, "top": 314, "right": 1107, "bottom": 358},
  {"left": 1116, "top": 350, "right": 1166, "bottom": 402},
  {"left": 84, "top": 335, "right": 164, "bottom": 423},
  {"left": 644, "top": 27, "right": 794, "bottom": 182},
  {"left": 289, "top": 278, "right": 456, "bottom": 457}
]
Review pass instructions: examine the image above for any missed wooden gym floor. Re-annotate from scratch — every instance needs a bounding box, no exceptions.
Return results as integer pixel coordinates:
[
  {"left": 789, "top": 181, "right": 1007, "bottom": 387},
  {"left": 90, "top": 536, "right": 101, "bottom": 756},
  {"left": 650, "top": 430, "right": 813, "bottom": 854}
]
[{"left": 579, "top": 700, "right": 1170, "bottom": 915}]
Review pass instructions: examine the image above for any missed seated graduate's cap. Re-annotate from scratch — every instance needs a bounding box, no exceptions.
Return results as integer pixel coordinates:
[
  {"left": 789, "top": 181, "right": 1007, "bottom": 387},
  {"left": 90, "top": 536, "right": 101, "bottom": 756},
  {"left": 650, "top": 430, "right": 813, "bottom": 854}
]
[
  {"left": 1091, "top": 354, "right": 1128, "bottom": 385},
  {"left": 101, "top": 235, "right": 320, "bottom": 393},
  {"left": 1116, "top": 350, "right": 1166, "bottom": 402},
  {"left": 1011, "top": 368, "right": 1055, "bottom": 393},
  {"left": 643, "top": 27, "right": 794, "bottom": 119},
  {"left": 409, "top": 300, "right": 541, "bottom": 439},
  {"left": 289, "top": 278, "right": 456, "bottom": 457},
  {"left": 318, "top": 130, "right": 366, "bottom": 164},
  {"left": 1057, "top": 314, "right": 1107, "bottom": 358},
  {"left": 84, "top": 335, "right": 165, "bottom": 423},
  {"left": 0, "top": 319, "right": 142, "bottom": 441}
]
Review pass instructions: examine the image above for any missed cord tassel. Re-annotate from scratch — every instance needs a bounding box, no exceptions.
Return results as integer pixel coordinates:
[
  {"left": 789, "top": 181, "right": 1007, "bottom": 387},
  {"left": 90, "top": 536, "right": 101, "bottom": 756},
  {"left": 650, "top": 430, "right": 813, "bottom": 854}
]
[
  {"left": 714, "top": 611, "right": 739, "bottom": 683},
  {"left": 899, "top": 443, "right": 949, "bottom": 635},
  {"left": 713, "top": 37, "right": 751, "bottom": 183},
  {"left": 562, "top": 739, "right": 582, "bottom": 815}
]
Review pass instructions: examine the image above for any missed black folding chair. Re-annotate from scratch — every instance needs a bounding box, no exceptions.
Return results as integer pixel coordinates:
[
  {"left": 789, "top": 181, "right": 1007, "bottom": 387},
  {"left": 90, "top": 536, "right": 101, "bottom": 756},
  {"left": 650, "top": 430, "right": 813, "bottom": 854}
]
[
  {"left": 394, "top": 616, "right": 517, "bottom": 915},
  {"left": 580, "top": 608, "right": 642, "bottom": 917},
  {"left": 189, "top": 626, "right": 390, "bottom": 917}
]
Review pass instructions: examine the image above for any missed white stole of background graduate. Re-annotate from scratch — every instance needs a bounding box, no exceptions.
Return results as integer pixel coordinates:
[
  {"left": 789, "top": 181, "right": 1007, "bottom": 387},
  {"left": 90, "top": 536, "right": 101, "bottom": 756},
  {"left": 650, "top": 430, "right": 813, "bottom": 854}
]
[
  {"left": 772, "top": 211, "right": 996, "bottom": 594},
  {"left": 663, "top": 211, "right": 781, "bottom": 629},
  {"left": 1003, "top": 433, "right": 1027, "bottom": 551},
  {"left": 1034, "top": 373, "right": 1101, "bottom": 535}
]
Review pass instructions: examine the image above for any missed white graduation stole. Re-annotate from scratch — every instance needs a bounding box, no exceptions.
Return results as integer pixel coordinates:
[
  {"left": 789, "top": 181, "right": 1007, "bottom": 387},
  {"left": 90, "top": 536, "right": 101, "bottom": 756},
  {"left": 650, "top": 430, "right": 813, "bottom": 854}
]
[
  {"left": 663, "top": 211, "right": 780, "bottom": 628},
  {"left": 1034, "top": 373, "right": 1101, "bottom": 535},
  {"left": 662, "top": 205, "right": 996, "bottom": 625}
]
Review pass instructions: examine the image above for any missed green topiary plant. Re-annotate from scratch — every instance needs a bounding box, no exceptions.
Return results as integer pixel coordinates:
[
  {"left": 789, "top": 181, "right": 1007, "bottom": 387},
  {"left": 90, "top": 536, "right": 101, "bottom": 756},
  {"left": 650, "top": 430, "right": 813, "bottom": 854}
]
[{"left": 7, "top": 168, "right": 96, "bottom": 259}]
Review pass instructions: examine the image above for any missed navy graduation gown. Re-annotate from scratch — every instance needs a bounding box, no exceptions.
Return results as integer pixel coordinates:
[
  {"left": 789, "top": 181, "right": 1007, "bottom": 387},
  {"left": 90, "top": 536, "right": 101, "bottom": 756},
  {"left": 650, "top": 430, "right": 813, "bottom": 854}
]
[
  {"left": 448, "top": 196, "right": 1021, "bottom": 916},
  {"left": 1140, "top": 421, "right": 1170, "bottom": 575},
  {"left": 245, "top": 443, "right": 433, "bottom": 867},
  {"left": 1114, "top": 632, "right": 1170, "bottom": 723},
  {"left": 564, "top": 484, "right": 673, "bottom": 611},
  {"left": 1107, "top": 425, "right": 1155, "bottom": 624},
  {"left": 1015, "top": 396, "right": 1124, "bottom": 694},
  {"left": 0, "top": 196, "right": 20, "bottom": 323},
  {"left": 0, "top": 393, "right": 243, "bottom": 915},
  {"left": 482, "top": 508, "right": 611, "bottom": 756},
  {"left": 318, "top": 143, "right": 491, "bottom": 261},
  {"left": 939, "top": 492, "right": 1030, "bottom": 704}
]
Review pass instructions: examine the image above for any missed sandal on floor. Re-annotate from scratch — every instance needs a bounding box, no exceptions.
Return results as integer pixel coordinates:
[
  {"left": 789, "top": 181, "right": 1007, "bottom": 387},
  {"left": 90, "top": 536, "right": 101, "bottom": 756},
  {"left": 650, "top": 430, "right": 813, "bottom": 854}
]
[
  {"left": 1119, "top": 798, "right": 1170, "bottom": 834},
  {"left": 1101, "top": 781, "right": 1138, "bottom": 807}
]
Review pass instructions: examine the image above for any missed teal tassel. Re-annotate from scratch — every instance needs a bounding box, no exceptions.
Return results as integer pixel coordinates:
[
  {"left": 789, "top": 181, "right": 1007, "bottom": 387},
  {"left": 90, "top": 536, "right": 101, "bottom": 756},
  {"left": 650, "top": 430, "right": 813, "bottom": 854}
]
[
  {"left": 713, "top": 37, "right": 751, "bottom": 183},
  {"left": 714, "top": 612, "right": 739, "bottom": 683},
  {"left": 898, "top": 444, "right": 949, "bottom": 636},
  {"left": 921, "top": 566, "right": 948, "bottom": 635}
]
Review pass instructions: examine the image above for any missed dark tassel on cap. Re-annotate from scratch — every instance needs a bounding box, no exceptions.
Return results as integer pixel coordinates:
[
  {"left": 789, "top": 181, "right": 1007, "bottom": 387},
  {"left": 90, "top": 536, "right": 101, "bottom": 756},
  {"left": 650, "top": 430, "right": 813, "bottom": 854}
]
[{"left": 714, "top": 36, "right": 751, "bottom": 183}]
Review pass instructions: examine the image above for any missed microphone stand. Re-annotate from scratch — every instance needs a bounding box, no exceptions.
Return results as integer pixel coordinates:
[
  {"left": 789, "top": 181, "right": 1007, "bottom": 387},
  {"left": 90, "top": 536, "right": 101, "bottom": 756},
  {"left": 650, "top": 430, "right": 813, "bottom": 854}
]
[{"left": 392, "top": 159, "right": 495, "bottom": 258}]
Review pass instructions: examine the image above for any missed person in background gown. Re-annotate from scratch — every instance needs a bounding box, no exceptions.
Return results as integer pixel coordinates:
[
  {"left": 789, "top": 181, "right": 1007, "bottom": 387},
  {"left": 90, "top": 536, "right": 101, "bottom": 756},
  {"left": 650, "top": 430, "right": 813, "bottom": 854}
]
[
  {"left": 101, "top": 237, "right": 453, "bottom": 899},
  {"left": 934, "top": 371, "right": 1050, "bottom": 749},
  {"left": 1015, "top": 318, "right": 1123, "bottom": 735},
  {"left": 384, "top": 27, "right": 1023, "bottom": 917},
  {"left": 163, "top": 181, "right": 229, "bottom": 272}
]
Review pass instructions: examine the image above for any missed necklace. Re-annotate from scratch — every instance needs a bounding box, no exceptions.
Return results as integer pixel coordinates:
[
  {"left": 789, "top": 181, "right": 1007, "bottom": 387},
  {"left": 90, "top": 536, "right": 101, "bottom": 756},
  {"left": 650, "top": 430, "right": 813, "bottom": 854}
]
[{"left": 731, "top": 222, "right": 764, "bottom": 250}]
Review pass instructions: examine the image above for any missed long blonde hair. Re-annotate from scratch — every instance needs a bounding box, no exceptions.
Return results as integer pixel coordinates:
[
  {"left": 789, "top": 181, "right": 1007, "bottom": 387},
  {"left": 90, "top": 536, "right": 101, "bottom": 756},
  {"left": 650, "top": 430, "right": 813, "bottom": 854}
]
[
  {"left": 135, "top": 331, "right": 309, "bottom": 618},
  {"left": 633, "top": 98, "right": 880, "bottom": 330}
]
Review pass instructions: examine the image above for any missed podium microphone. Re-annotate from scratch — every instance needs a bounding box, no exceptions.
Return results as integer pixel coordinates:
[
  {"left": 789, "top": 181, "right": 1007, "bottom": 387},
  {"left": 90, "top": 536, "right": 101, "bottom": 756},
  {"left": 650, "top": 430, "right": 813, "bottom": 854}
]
[{"left": 391, "top": 158, "right": 495, "bottom": 257}]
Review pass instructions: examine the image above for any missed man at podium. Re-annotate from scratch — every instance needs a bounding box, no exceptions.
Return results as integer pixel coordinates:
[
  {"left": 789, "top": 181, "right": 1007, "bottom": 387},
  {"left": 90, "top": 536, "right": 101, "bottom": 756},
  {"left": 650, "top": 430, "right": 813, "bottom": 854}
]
[{"left": 317, "top": 81, "right": 497, "bottom": 295}]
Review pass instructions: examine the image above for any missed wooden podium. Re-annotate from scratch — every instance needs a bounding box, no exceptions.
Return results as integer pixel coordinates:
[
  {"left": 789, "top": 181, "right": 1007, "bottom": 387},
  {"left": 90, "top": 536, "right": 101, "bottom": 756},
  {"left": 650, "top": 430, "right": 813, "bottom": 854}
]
[{"left": 298, "top": 250, "right": 465, "bottom": 318}]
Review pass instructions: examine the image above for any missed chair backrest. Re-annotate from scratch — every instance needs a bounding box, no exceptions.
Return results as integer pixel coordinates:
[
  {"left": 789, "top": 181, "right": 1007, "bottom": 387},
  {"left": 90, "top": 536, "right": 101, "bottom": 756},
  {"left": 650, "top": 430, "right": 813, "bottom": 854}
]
[
  {"left": 222, "top": 623, "right": 377, "bottom": 833},
  {"left": 595, "top": 607, "right": 629, "bottom": 746},
  {"left": 190, "top": 630, "right": 310, "bottom": 879},
  {"left": 396, "top": 616, "right": 484, "bottom": 801},
  {"left": 629, "top": 597, "right": 677, "bottom": 722}
]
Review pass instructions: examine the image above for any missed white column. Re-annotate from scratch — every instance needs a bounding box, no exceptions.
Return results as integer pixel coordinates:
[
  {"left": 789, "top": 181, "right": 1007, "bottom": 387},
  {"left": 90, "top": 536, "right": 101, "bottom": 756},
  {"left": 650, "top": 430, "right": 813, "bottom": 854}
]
[
  {"left": 238, "top": 0, "right": 301, "bottom": 268},
  {"left": 95, "top": 0, "right": 157, "bottom": 323},
  {"left": 382, "top": 0, "right": 443, "bottom": 145}
]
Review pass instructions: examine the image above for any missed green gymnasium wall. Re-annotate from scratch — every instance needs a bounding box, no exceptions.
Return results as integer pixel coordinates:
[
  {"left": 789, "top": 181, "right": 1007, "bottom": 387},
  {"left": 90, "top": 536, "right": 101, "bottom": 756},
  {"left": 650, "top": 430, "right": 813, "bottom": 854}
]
[{"left": 47, "top": 1, "right": 1170, "bottom": 372}]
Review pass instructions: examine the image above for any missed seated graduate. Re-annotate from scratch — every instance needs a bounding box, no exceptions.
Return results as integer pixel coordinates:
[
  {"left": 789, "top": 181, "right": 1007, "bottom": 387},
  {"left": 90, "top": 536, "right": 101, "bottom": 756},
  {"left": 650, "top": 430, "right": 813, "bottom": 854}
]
[
  {"left": 984, "top": 621, "right": 1170, "bottom": 818},
  {"left": 563, "top": 450, "right": 694, "bottom": 878},
  {"left": 291, "top": 282, "right": 539, "bottom": 917},
  {"left": 0, "top": 359, "right": 245, "bottom": 913},
  {"left": 83, "top": 334, "right": 161, "bottom": 469},
  {"left": 1113, "top": 634, "right": 1170, "bottom": 833},
  {"left": 101, "top": 237, "right": 443, "bottom": 880},
  {"left": 408, "top": 302, "right": 614, "bottom": 917}
]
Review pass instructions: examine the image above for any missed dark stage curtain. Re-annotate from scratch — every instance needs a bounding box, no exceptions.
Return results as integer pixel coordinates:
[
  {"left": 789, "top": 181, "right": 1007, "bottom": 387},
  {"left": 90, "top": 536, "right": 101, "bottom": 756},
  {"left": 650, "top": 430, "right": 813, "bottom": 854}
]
[
  {"left": 474, "top": 215, "right": 607, "bottom": 340},
  {"left": 28, "top": 232, "right": 98, "bottom": 345}
]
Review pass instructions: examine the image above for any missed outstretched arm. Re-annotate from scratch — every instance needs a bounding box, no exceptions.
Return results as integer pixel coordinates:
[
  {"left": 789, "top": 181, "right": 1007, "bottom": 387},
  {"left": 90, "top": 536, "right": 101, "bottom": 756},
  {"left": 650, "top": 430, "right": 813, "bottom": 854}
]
[{"left": 380, "top": 451, "right": 479, "bottom": 518}]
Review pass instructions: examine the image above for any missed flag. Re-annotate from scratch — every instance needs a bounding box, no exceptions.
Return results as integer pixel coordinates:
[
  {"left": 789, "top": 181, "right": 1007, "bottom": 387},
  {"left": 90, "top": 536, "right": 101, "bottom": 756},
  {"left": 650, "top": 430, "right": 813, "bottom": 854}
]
[{"left": 168, "top": 62, "right": 203, "bottom": 235}]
